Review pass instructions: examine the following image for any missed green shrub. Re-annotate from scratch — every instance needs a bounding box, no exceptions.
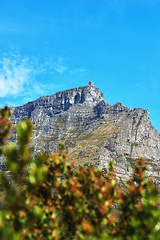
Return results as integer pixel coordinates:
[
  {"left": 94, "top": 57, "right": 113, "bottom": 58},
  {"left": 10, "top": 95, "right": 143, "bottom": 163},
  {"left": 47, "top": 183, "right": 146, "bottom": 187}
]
[{"left": 0, "top": 106, "right": 160, "bottom": 239}]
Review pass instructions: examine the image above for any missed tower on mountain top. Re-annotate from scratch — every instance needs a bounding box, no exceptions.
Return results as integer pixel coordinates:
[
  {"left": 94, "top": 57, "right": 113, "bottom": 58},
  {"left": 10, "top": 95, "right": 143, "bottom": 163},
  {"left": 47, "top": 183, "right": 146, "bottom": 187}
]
[{"left": 88, "top": 81, "right": 94, "bottom": 86}]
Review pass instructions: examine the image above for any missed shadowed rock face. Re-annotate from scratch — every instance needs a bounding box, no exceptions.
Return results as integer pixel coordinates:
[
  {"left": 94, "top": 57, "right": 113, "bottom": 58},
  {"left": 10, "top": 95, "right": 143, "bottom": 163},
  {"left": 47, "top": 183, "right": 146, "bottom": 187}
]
[{"left": 8, "top": 82, "right": 160, "bottom": 182}]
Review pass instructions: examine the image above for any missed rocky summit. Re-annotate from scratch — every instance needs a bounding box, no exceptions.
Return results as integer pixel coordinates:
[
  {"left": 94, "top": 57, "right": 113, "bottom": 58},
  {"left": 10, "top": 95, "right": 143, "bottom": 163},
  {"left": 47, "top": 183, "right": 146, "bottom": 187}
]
[{"left": 6, "top": 82, "right": 160, "bottom": 183}]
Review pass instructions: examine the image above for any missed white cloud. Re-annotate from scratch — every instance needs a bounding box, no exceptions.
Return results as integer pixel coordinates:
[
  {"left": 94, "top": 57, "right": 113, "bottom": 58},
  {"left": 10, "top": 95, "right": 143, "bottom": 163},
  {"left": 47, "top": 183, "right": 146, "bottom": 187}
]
[
  {"left": 0, "top": 53, "right": 43, "bottom": 97},
  {"left": 69, "top": 67, "right": 86, "bottom": 74},
  {"left": 0, "top": 52, "right": 54, "bottom": 98},
  {"left": 0, "top": 55, "right": 30, "bottom": 97},
  {"left": 54, "top": 56, "right": 87, "bottom": 75},
  {"left": 24, "top": 82, "right": 63, "bottom": 99},
  {"left": 0, "top": 52, "right": 87, "bottom": 104},
  {"left": 54, "top": 57, "right": 68, "bottom": 73}
]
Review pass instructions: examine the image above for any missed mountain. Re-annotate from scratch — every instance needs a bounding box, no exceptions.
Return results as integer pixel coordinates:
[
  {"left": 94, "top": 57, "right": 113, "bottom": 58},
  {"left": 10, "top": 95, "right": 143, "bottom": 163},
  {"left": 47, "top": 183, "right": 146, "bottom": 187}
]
[{"left": 6, "top": 82, "right": 160, "bottom": 183}]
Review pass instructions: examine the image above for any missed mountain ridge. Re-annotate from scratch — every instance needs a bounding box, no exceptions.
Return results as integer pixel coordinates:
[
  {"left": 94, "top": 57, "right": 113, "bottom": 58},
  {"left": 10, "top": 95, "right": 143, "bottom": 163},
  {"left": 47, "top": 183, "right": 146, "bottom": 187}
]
[{"left": 4, "top": 82, "right": 160, "bottom": 183}]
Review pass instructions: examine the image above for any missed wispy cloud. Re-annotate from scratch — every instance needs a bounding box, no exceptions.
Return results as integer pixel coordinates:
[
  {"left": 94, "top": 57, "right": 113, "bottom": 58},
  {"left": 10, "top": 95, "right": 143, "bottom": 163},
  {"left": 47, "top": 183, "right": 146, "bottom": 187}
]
[
  {"left": 0, "top": 51, "right": 87, "bottom": 107},
  {"left": 54, "top": 57, "right": 68, "bottom": 73},
  {"left": 54, "top": 56, "right": 86, "bottom": 75},
  {"left": 0, "top": 54, "right": 31, "bottom": 97},
  {"left": 0, "top": 52, "right": 47, "bottom": 98},
  {"left": 22, "top": 82, "right": 63, "bottom": 103},
  {"left": 69, "top": 67, "right": 86, "bottom": 74}
]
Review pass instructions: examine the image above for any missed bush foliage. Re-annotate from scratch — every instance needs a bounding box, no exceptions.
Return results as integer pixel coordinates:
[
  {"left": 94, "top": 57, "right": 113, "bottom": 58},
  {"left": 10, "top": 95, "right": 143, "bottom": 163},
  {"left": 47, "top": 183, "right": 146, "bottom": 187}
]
[{"left": 0, "top": 106, "right": 160, "bottom": 239}]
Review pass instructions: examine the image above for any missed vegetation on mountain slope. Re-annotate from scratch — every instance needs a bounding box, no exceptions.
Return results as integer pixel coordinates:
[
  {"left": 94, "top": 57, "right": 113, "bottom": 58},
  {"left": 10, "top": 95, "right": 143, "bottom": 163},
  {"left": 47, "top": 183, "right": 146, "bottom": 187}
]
[{"left": 0, "top": 106, "right": 160, "bottom": 239}]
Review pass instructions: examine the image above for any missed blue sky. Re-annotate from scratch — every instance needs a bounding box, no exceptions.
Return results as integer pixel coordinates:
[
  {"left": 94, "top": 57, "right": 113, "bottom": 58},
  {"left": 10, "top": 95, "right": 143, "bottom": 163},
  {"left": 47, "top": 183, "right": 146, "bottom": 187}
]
[{"left": 0, "top": 0, "right": 160, "bottom": 132}]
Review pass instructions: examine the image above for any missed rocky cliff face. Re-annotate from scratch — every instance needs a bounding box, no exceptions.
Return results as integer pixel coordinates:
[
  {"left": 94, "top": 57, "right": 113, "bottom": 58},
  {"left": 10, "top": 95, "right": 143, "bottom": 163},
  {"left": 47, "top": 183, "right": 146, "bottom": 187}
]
[{"left": 7, "top": 81, "right": 160, "bottom": 183}]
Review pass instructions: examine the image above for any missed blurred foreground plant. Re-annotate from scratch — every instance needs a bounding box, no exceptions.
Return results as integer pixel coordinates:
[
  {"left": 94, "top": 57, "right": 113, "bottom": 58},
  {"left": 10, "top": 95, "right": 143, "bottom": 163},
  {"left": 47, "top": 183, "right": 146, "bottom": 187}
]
[{"left": 0, "top": 106, "right": 160, "bottom": 240}]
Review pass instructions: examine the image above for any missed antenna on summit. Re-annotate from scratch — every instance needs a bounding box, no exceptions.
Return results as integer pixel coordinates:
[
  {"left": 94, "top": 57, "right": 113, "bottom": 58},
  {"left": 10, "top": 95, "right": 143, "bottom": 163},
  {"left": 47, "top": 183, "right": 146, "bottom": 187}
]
[{"left": 88, "top": 81, "right": 94, "bottom": 86}]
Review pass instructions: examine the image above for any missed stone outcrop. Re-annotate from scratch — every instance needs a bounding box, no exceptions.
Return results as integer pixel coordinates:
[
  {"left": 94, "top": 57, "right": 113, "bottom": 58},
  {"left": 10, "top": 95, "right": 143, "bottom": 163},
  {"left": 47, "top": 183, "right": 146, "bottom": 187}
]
[{"left": 4, "top": 82, "right": 160, "bottom": 183}]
